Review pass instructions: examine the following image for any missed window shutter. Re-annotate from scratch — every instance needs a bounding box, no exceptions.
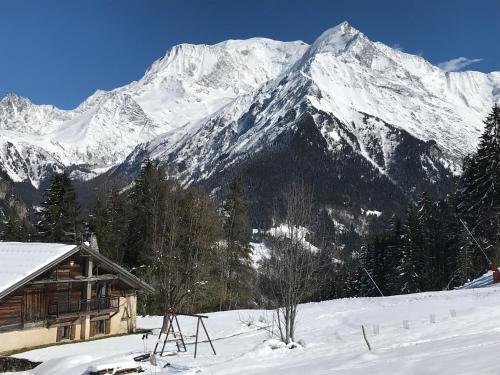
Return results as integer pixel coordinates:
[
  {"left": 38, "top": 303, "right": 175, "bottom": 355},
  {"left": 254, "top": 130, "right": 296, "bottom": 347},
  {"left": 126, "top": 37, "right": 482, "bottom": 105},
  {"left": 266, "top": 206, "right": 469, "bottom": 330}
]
[
  {"left": 70, "top": 324, "right": 76, "bottom": 340},
  {"left": 90, "top": 321, "right": 95, "bottom": 337},
  {"left": 56, "top": 326, "right": 62, "bottom": 342},
  {"left": 105, "top": 319, "right": 111, "bottom": 335}
]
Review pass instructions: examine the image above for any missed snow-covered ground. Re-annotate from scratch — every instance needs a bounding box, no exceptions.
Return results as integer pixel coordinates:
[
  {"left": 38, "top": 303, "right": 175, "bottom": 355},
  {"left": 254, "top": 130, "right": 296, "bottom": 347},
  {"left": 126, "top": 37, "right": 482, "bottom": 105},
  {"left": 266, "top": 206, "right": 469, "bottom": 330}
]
[{"left": 9, "top": 286, "right": 500, "bottom": 374}]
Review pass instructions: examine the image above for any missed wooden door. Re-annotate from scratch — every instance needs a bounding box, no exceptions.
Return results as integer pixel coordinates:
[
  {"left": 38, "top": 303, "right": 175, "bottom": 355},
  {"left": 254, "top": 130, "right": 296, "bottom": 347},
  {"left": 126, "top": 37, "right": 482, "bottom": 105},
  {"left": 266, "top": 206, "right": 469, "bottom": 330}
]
[{"left": 24, "top": 289, "right": 46, "bottom": 323}]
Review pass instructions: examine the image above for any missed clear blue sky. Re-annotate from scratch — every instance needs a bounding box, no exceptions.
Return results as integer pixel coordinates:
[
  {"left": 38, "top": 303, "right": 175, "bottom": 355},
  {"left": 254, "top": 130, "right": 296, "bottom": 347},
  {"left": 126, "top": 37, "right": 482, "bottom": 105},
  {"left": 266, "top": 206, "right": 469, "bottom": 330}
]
[{"left": 1, "top": 0, "right": 499, "bottom": 109}]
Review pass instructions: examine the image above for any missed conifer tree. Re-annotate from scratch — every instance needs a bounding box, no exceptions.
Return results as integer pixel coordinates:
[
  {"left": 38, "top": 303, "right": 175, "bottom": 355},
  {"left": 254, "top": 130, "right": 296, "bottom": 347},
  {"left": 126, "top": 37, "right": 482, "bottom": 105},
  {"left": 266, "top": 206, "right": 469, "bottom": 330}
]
[
  {"left": 426, "top": 197, "right": 461, "bottom": 289},
  {"left": 456, "top": 228, "right": 476, "bottom": 284},
  {"left": 358, "top": 238, "right": 378, "bottom": 296},
  {"left": 398, "top": 205, "right": 423, "bottom": 294},
  {"left": 2, "top": 216, "right": 25, "bottom": 241},
  {"left": 385, "top": 215, "right": 405, "bottom": 294},
  {"left": 36, "top": 171, "right": 82, "bottom": 242},
  {"left": 416, "top": 191, "right": 437, "bottom": 290},
  {"left": 457, "top": 104, "right": 500, "bottom": 264},
  {"left": 92, "top": 182, "right": 128, "bottom": 263},
  {"left": 219, "top": 177, "right": 255, "bottom": 309},
  {"left": 125, "top": 159, "right": 166, "bottom": 266}
]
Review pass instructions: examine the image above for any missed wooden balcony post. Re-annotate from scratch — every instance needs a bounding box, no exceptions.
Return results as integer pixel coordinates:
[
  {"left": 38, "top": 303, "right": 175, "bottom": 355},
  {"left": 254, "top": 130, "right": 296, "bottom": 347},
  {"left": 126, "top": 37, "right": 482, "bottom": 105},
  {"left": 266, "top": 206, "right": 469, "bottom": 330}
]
[{"left": 80, "top": 255, "right": 93, "bottom": 340}]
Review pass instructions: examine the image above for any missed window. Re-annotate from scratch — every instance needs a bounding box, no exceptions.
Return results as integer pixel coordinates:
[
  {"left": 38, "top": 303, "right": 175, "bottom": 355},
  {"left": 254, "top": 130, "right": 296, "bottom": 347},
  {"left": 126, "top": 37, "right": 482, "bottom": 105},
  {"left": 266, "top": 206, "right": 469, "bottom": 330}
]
[
  {"left": 56, "top": 324, "right": 74, "bottom": 341},
  {"left": 95, "top": 320, "right": 105, "bottom": 335},
  {"left": 90, "top": 319, "right": 110, "bottom": 336},
  {"left": 96, "top": 282, "right": 108, "bottom": 299}
]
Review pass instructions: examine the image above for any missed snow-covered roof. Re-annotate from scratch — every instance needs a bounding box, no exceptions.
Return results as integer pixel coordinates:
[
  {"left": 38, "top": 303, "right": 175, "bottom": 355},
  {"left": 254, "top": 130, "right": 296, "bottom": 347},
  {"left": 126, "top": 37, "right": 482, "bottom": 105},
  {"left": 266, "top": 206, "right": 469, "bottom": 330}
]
[{"left": 0, "top": 242, "right": 78, "bottom": 299}]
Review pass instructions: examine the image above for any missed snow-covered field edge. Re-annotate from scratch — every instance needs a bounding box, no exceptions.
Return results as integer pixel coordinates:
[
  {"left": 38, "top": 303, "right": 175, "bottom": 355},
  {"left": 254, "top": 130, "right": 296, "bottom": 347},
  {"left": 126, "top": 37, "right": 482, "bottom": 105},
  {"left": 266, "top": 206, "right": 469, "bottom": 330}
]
[{"left": 6, "top": 286, "right": 500, "bottom": 374}]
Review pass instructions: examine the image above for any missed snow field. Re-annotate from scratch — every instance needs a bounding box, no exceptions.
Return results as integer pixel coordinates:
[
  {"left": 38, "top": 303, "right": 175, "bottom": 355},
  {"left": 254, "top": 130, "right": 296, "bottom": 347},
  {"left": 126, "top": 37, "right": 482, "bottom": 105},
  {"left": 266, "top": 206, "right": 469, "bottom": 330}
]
[{"left": 9, "top": 286, "right": 500, "bottom": 374}]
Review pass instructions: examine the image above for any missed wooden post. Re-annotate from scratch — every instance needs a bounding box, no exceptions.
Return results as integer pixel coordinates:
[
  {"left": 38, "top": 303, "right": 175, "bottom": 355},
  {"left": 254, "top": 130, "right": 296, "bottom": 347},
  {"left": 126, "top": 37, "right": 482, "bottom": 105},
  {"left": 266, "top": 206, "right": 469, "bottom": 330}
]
[
  {"left": 160, "top": 314, "right": 173, "bottom": 355},
  {"left": 81, "top": 255, "right": 93, "bottom": 340},
  {"left": 200, "top": 317, "right": 216, "bottom": 355},
  {"left": 174, "top": 315, "right": 186, "bottom": 352},
  {"left": 361, "top": 325, "right": 371, "bottom": 351},
  {"left": 194, "top": 317, "right": 201, "bottom": 358}
]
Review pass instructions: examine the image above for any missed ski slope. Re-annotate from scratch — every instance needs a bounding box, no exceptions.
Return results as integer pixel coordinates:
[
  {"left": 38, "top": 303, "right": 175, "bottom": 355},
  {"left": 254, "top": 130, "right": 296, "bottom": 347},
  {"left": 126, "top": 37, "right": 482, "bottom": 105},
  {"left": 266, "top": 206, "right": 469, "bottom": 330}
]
[{"left": 8, "top": 286, "right": 500, "bottom": 374}]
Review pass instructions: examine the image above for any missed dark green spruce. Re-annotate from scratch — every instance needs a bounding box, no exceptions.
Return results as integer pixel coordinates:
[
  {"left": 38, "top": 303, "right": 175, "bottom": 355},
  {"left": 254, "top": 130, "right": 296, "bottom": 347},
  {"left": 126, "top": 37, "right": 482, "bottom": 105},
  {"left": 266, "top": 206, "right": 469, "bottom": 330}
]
[{"left": 36, "top": 171, "right": 82, "bottom": 242}]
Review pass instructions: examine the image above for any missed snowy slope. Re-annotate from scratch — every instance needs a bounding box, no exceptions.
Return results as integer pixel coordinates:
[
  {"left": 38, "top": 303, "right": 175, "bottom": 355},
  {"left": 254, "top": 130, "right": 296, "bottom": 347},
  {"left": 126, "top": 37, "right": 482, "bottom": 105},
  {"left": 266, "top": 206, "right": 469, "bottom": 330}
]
[
  {"left": 1, "top": 22, "right": 498, "bottom": 188},
  {"left": 11, "top": 286, "right": 500, "bottom": 374}
]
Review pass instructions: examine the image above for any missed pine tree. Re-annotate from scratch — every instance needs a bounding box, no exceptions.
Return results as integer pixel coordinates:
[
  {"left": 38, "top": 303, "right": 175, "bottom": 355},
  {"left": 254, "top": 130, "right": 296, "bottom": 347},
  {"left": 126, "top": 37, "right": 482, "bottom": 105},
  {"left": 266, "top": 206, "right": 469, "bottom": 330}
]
[
  {"left": 3, "top": 216, "right": 24, "bottom": 241},
  {"left": 456, "top": 228, "right": 476, "bottom": 284},
  {"left": 92, "top": 182, "right": 129, "bottom": 263},
  {"left": 398, "top": 205, "right": 424, "bottom": 294},
  {"left": 219, "top": 177, "right": 255, "bottom": 309},
  {"left": 385, "top": 215, "right": 405, "bottom": 294},
  {"left": 358, "top": 237, "right": 379, "bottom": 296},
  {"left": 416, "top": 191, "right": 438, "bottom": 290},
  {"left": 125, "top": 159, "right": 166, "bottom": 266},
  {"left": 457, "top": 104, "right": 500, "bottom": 265},
  {"left": 433, "top": 197, "right": 463, "bottom": 289},
  {"left": 36, "top": 171, "right": 82, "bottom": 242}
]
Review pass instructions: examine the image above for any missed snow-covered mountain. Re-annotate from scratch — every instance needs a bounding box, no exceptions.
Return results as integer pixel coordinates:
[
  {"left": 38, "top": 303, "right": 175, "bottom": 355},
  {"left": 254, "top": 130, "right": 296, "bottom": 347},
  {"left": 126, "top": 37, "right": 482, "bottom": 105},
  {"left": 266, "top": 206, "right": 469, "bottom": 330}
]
[
  {"left": 0, "top": 38, "right": 307, "bottom": 187},
  {"left": 126, "top": 22, "right": 499, "bottom": 183},
  {"left": 0, "top": 22, "right": 498, "bottom": 198}
]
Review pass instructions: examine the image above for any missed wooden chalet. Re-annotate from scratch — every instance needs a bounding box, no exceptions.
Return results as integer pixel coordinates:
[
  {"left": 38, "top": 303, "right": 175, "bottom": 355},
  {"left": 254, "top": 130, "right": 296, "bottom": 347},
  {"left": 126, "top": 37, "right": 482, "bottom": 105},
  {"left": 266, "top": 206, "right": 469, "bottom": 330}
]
[{"left": 0, "top": 241, "right": 153, "bottom": 354}]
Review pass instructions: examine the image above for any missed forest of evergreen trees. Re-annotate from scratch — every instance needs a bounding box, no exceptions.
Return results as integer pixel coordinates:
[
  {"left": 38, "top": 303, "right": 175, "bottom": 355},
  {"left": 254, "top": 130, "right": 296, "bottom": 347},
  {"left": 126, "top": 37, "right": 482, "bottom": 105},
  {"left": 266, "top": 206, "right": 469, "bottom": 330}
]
[
  {"left": 352, "top": 104, "right": 500, "bottom": 296},
  {"left": 0, "top": 104, "right": 498, "bottom": 313}
]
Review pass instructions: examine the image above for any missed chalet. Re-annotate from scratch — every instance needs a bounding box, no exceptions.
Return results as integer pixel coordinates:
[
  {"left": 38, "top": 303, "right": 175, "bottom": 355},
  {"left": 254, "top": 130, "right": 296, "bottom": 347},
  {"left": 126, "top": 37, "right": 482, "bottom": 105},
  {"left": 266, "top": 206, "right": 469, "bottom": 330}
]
[{"left": 0, "top": 241, "right": 154, "bottom": 354}]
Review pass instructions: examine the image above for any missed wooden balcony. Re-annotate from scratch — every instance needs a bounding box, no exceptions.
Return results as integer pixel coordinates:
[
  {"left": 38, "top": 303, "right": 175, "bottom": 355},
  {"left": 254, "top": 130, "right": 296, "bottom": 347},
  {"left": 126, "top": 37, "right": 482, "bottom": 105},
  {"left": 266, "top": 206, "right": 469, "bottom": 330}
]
[{"left": 47, "top": 297, "right": 119, "bottom": 318}]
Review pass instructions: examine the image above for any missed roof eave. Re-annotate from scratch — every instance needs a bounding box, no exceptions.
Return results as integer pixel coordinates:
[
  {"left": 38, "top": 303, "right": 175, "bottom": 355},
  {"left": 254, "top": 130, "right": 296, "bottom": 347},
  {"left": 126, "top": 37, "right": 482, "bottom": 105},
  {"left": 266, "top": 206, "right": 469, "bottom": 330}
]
[
  {"left": 80, "top": 244, "right": 155, "bottom": 294},
  {"left": 0, "top": 244, "right": 155, "bottom": 302}
]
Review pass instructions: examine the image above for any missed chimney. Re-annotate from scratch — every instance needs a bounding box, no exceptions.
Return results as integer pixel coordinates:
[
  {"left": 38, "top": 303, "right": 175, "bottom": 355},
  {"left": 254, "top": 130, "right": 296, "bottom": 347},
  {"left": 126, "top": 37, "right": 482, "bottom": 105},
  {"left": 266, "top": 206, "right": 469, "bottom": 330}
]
[{"left": 89, "top": 233, "right": 99, "bottom": 252}]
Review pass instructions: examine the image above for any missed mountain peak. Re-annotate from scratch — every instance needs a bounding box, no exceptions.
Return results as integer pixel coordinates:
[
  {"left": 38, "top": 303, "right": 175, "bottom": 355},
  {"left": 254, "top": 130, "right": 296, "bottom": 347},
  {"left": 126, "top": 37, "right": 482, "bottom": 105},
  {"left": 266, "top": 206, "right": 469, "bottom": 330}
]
[
  {"left": 309, "top": 21, "right": 365, "bottom": 55},
  {"left": 337, "top": 21, "right": 358, "bottom": 33},
  {"left": 0, "top": 92, "right": 32, "bottom": 110}
]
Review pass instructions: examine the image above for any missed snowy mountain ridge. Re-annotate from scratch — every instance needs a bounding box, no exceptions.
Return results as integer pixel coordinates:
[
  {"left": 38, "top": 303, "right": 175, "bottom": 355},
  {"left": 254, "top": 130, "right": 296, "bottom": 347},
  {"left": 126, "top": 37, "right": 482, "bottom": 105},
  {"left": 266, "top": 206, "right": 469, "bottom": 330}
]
[
  {"left": 0, "top": 37, "right": 307, "bottom": 187},
  {"left": 126, "top": 22, "right": 499, "bottom": 186},
  {"left": 0, "top": 21, "right": 499, "bottom": 189}
]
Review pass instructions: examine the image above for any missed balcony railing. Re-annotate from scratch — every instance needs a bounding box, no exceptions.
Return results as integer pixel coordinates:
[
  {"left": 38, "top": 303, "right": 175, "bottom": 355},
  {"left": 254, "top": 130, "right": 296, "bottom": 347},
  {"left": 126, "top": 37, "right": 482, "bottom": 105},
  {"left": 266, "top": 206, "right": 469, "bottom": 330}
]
[{"left": 48, "top": 297, "right": 119, "bottom": 317}]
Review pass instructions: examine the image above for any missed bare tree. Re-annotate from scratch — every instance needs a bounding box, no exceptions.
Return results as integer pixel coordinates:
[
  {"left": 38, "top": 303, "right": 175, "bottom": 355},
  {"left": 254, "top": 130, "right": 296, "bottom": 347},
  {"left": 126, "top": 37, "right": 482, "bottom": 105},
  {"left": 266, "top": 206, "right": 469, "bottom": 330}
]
[
  {"left": 150, "top": 185, "right": 221, "bottom": 314},
  {"left": 261, "top": 181, "right": 320, "bottom": 344}
]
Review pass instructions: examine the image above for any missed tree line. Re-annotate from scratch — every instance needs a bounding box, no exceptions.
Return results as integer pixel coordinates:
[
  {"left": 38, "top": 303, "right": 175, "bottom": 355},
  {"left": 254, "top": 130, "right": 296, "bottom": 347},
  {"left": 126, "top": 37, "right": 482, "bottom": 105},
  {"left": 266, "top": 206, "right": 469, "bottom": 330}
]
[{"left": 352, "top": 104, "right": 500, "bottom": 296}]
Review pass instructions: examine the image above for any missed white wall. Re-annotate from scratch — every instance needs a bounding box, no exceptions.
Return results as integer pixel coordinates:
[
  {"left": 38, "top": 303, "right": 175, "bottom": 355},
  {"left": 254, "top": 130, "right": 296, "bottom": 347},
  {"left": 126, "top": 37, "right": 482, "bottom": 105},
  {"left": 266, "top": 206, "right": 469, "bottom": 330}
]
[{"left": 0, "top": 295, "right": 138, "bottom": 354}]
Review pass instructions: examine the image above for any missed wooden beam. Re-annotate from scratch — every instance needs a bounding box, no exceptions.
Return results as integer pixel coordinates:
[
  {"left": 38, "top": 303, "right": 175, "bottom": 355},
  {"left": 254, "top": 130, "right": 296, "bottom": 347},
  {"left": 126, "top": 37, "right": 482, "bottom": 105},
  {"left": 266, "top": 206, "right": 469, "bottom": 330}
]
[{"left": 29, "top": 275, "right": 118, "bottom": 285}]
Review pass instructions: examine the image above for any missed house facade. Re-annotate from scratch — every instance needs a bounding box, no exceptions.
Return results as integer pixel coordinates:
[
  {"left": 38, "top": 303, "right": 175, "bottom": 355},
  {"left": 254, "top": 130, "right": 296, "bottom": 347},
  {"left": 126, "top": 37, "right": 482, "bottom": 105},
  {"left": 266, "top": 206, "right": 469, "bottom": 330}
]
[{"left": 0, "top": 242, "right": 153, "bottom": 354}]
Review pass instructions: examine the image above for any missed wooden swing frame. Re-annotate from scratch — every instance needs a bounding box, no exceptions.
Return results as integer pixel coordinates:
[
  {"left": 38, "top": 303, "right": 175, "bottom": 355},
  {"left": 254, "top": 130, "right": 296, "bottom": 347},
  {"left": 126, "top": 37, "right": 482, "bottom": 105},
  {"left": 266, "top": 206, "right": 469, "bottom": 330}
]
[{"left": 153, "top": 311, "right": 216, "bottom": 359}]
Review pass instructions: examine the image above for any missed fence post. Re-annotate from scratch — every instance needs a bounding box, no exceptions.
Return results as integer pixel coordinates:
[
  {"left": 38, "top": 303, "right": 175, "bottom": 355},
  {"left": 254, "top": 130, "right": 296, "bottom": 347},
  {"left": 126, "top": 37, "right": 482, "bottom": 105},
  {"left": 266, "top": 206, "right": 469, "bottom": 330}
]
[{"left": 361, "top": 325, "right": 371, "bottom": 351}]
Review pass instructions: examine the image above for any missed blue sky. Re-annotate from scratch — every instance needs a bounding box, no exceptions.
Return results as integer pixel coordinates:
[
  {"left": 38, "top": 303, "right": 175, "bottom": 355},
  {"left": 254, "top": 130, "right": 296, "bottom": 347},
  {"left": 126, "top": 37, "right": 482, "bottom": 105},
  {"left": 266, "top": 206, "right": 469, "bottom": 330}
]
[{"left": 1, "top": 0, "right": 499, "bottom": 109}]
